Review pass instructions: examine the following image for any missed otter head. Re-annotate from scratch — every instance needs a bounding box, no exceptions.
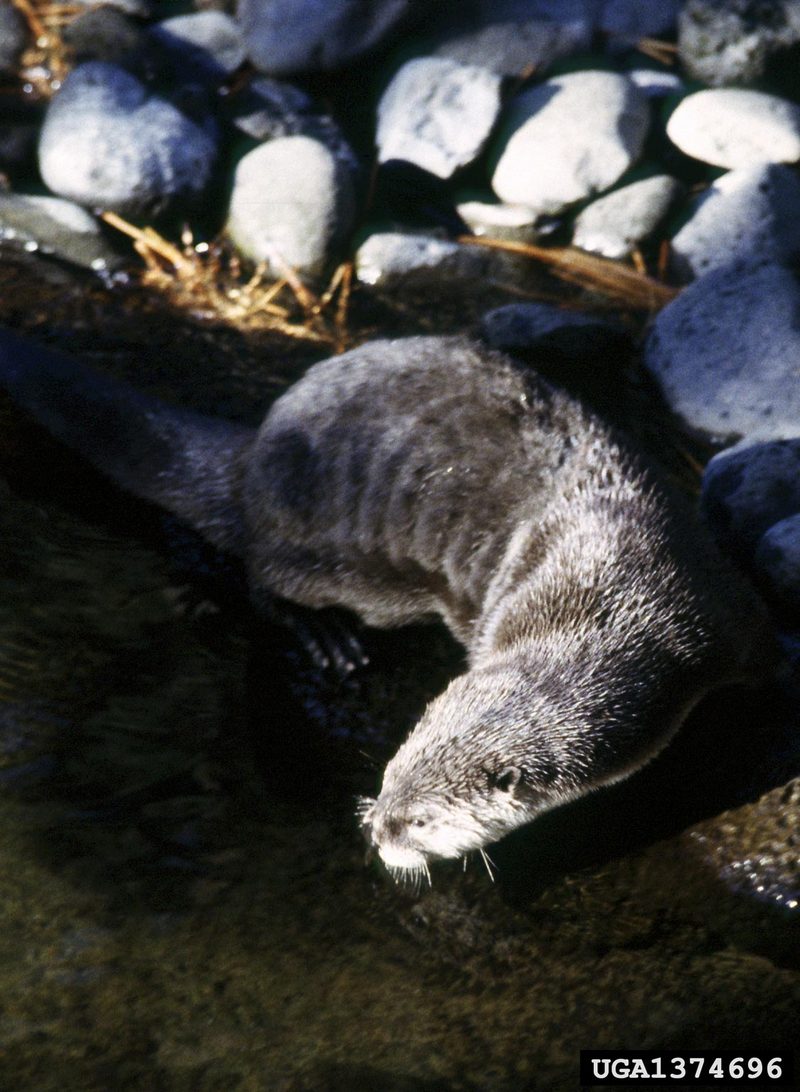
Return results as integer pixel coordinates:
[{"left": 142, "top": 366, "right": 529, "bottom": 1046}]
[{"left": 359, "top": 660, "right": 576, "bottom": 883}]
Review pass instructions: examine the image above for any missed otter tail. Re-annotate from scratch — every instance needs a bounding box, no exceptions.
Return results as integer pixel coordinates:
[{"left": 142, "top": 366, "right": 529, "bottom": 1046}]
[{"left": 0, "top": 326, "right": 254, "bottom": 556}]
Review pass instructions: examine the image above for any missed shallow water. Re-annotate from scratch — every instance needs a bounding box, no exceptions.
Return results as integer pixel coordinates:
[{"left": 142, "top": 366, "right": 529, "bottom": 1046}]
[{"left": 1, "top": 260, "right": 799, "bottom": 1091}]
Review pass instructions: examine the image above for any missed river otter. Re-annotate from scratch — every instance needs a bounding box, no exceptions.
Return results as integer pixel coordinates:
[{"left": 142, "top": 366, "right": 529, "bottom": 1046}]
[{"left": 0, "top": 329, "right": 777, "bottom": 882}]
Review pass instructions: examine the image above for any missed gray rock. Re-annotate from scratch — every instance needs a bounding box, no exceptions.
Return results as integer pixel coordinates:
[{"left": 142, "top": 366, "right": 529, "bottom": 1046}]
[
  {"left": 671, "top": 163, "right": 800, "bottom": 281},
  {"left": 376, "top": 57, "right": 502, "bottom": 179},
  {"left": 0, "top": 193, "right": 122, "bottom": 272},
  {"left": 38, "top": 62, "right": 218, "bottom": 216},
  {"left": 355, "top": 232, "right": 492, "bottom": 290},
  {"left": 573, "top": 174, "right": 682, "bottom": 259},
  {"left": 678, "top": 0, "right": 800, "bottom": 87},
  {"left": 227, "top": 135, "right": 355, "bottom": 279},
  {"left": 62, "top": 7, "right": 161, "bottom": 77},
  {"left": 149, "top": 11, "right": 247, "bottom": 82},
  {"left": 702, "top": 439, "right": 800, "bottom": 560},
  {"left": 666, "top": 89, "right": 800, "bottom": 169},
  {"left": 0, "top": 1, "right": 29, "bottom": 74},
  {"left": 755, "top": 514, "right": 800, "bottom": 614},
  {"left": 601, "top": 0, "right": 682, "bottom": 45},
  {"left": 480, "top": 301, "right": 616, "bottom": 350},
  {"left": 456, "top": 200, "right": 543, "bottom": 243},
  {"left": 238, "top": 0, "right": 417, "bottom": 74},
  {"left": 426, "top": 1, "right": 592, "bottom": 77},
  {"left": 646, "top": 258, "right": 800, "bottom": 443},
  {"left": 491, "top": 71, "right": 650, "bottom": 215}
]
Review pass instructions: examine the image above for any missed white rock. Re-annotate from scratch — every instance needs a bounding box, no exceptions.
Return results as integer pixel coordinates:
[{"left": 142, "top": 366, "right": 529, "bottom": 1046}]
[
  {"left": 671, "top": 163, "right": 800, "bottom": 280},
  {"left": 456, "top": 199, "right": 542, "bottom": 242},
  {"left": 227, "top": 136, "right": 355, "bottom": 279},
  {"left": 573, "top": 174, "right": 682, "bottom": 259},
  {"left": 666, "top": 89, "right": 800, "bottom": 169},
  {"left": 355, "top": 232, "right": 491, "bottom": 288},
  {"left": 626, "top": 67, "right": 684, "bottom": 98},
  {"left": 645, "top": 257, "right": 800, "bottom": 443},
  {"left": 377, "top": 57, "right": 502, "bottom": 180},
  {"left": 491, "top": 70, "right": 650, "bottom": 214}
]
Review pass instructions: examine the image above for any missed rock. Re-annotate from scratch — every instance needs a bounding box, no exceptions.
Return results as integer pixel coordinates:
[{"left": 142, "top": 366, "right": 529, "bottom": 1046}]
[
  {"left": 38, "top": 62, "right": 218, "bottom": 216},
  {"left": 226, "top": 135, "right": 355, "bottom": 280},
  {"left": 572, "top": 174, "right": 682, "bottom": 259},
  {"left": 671, "top": 163, "right": 800, "bottom": 281},
  {"left": 491, "top": 71, "right": 650, "bottom": 214},
  {"left": 645, "top": 258, "right": 800, "bottom": 444},
  {"left": 455, "top": 199, "right": 544, "bottom": 243},
  {"left": 355, "top": 232, "right": 492, "bottom": 290},
  {"left": 702, "top": 439, "right": 800, "bottom": 561},
  {"left": 149, "top": 11, "right": 247, "bottom": 82},
  {"left": 666, "top": 89, "right": 800, "bottom": 169},
  {"left": 62, "top": 7, "right": 161, "bottom": 77},
  {"left": 480, "top": 301, "right": 618, "bottom": 350},
  {"left": 600, "top": 0, "right": 682, "bottom": 45},
  {"left": 426, "top": 1, "right": 592, "bottom": 77},
  {"left": 0, "top": 0, "right": 29, "bottom": 74},
  {"left": 0, "top": 193, "right": 122, "bottom": 273},
  {"left": 678, "top": 0, "right": 800, "bottom": 87},
  {"left": 626, "top": 67, "right": 684, "bottom": 98},
  {"left": 376, "top": 57, "right": 502, "bottom": 180},
  {"left": 238, "top": 0, "right": 417, "bottom": 74},
  {"left": 755, "top": 514, "right": 800, "bottom": 615}
]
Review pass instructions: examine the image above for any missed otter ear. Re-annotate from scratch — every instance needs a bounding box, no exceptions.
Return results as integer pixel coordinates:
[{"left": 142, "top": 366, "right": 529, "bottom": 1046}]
[{"left": 490, "top": 766, "right": 523, "bottom": 794}]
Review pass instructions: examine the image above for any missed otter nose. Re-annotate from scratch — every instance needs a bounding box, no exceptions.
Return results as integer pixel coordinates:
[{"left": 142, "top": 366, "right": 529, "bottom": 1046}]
[{"left": 365, "top": 809, "right": 405, "bottom": 847}]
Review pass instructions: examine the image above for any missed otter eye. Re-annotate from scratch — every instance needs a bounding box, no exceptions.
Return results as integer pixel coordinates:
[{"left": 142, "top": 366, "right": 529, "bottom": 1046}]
[{"left": 411, "top": 817, "right": 427, "bottom": 828}]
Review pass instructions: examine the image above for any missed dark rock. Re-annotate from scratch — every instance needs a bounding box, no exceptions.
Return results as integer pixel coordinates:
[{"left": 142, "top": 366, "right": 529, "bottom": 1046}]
[
  {"left": 0, "top": 192, "right": 123, "bottom": 272},
  {"left": 0, "top": 0, "right": 29, "bottom": 74},
  {"left": 62, "top": 7, "right": 164, "bottom": 79},
  {"left": 755, "top": 514, "right": 800, "bottom": 616},
  {"left": 149, "top": 11, "right": 247, "bottom": 83},
  {"left": 702, "top": 439, "right": 800, "bottom": 561}
]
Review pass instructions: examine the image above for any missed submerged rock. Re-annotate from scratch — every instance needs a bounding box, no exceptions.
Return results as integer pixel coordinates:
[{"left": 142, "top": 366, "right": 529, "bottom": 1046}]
[
  {"left": 38, "top": 62, "right": 218, "bottom": 216},
  {"left": 355, "top": 231, "right": 492, "bottom": 289},
  {"left": 0, "top": 193, "right": 121, "bottom": 272},
  {"left": 491, "top": 71, "right": 650, "bottom": 214}
]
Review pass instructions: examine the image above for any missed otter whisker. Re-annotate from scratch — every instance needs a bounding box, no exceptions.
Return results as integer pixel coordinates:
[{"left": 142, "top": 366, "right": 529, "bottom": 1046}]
[{"left": 478, "top": 847, "right": 497, "bottom": 883}]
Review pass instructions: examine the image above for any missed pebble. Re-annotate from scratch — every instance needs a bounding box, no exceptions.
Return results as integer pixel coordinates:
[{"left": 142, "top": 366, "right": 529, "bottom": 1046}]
[
  {"left": 572, "top": 174, "right": 682, "bottom": 259},
  {"left": 670, "top": 163, "right": 800, "bottom": 281},
  {"left": 376, "top": 57, "right": 502, "bottom": 180},
  {"left": 148, "top": 11, "right": 247, "bottom": 83},
  {"left": 666, "top": 89, "right": 800, "bottom": 169},
  {"left": 645, "top": 257, "right": 800, "bottom": 443},
  {"left": 678, "top": 0, "right": 800, "bottom": 87},
  {"left": 702, "top": 439, "right": 800, "bottom": 561},
  {"left": 355, "top": 232, "right": 492, "bottom": 290},
  {"left": 238, "top": 0, "right": 416, "bottom": 74},
  {"left": 455, "top": 200, "right": 543, "bottom": 243},
  {"left": 0, "top": 0, "right": 29, "bottom": 74},
  {"left": 491, "top": 71, "right": 650, "bottom": 214},
  {"left": 0, "top": 193, "right": 122, "bottom": 272},
  {"left": 38, "top": 62, "right": 218, "bottom": 216},
  {"left": 226, "top": 135, "right": 355, "bottom": 280},
  {"left": 755, "top": 514, "right": 800, "bottom": 616},
  {"left": 626, "top": 67, "right": 684, "bottom": 99}
]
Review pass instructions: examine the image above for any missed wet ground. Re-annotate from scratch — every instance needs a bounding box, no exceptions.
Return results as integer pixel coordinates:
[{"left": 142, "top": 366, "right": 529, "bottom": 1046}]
[{"left": 0, "top": 252, "right": 798, "bottom": 1091}]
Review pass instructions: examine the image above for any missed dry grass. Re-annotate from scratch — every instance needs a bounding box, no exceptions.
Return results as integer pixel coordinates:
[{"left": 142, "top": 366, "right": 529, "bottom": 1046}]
[
  {"left": 457, "top": 235, "right": 680, "bottom": 313},
  {"left": 636, "top": 37, "right": 679, "bottom": 66},
  {"left": 12, "top": 0, "right": 78, "bottom": 95},
  {"left": 101, "top": 212, "right": 354, "bottom": 352}
]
